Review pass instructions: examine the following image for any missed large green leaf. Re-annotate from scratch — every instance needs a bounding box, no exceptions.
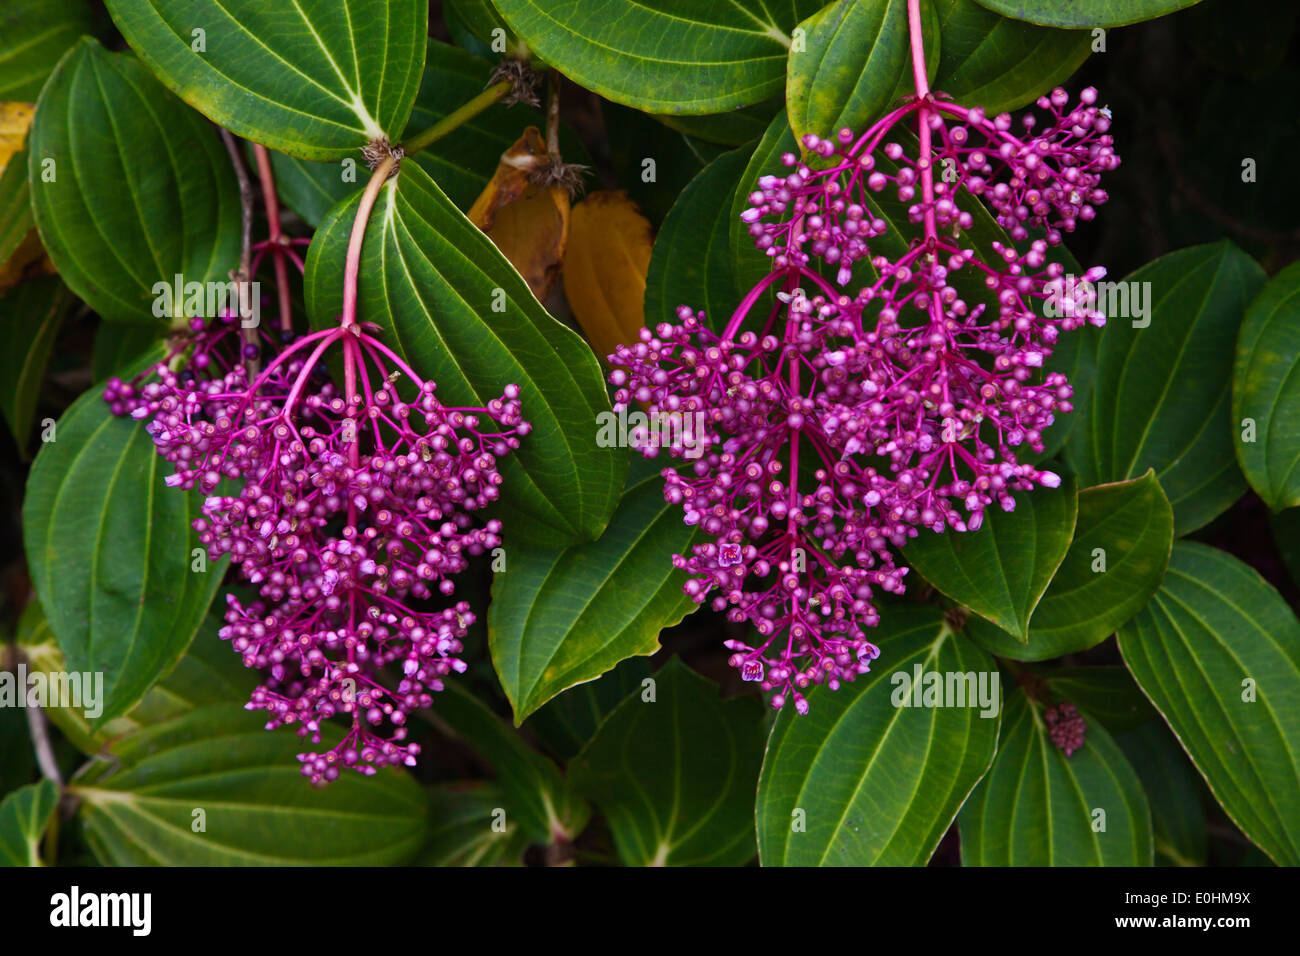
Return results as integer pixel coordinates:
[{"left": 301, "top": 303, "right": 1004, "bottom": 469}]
[
  {"left": 1233, "top": 260, "right": 1300, "bottom": 511},
  {"left": 304, "top": 161, "right": 623, "bottom": 545},
  {"left": 0, "top": 276, "right": 70, "bottom": 455},
  {"left": 73, "top": 707, "right": 428, "bottom": 865},
  {"left": 959, "top": 692, "right": 1152, "bottom": 865},
  {"left": 492, "top": 0, "right": 826, "bottom": 114},
  {"left": 490, "top": 471, "right": 701, "bottom": 724},
  {"left": 0, "top": 0, "right": 96, "bottom": 100},
  {"left": 655, "top": 99, "right": 782, "bottom": 147},
  {"left": 1066, "top": 242, "right": 1265, "bottom": 535},
  {"left": 904, "top": 475, "right": 1077, "bottom": 641},
  {"left": 971, "top": 0, "right": 1203, "bottom": 29},
  {"left": 757, "top": 606, "right": 1001, "bottom": 866},
  {"left": 571, "top": 659, "right": 765, "bottom": 866},
  {"left": 786, "top": 0, "right": 914, "bottom": 146},
  {"left": 966, "top": 472, "right": 1173, "bottom": 661},
  {"left": 0, "top": 780, "right": 58, "bottom": 867},
  {"left": 28, "top": 39, "right": 240, "bottom": 327},
  {"left": 1117, "top": 542, "right": 1300, "bottom": 866},
  {"left": 645, "top": 145, "right": 751, "bottom": 333},
  {"left": 429, "top": 683, "right": 589, "bottom": 843},
  {"left": 934, "top": 0, "right": 1092, "bottom": 115},
  {"left": 104, "top": 0, "right": 426, "bottom": 159},
  {"left": 418, "top": 782, "right": 530, "bottom": 866},
  {"left": 22, "top": 388, "right": 228, "bottom": 725}
]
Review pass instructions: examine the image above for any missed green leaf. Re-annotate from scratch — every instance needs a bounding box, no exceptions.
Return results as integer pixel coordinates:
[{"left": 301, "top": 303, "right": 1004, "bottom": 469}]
[
  {"left": 0, "top": 144, "right": 36, "bottom": 273},
  {"left": 0, "top": 780, "right": 58, "bottom": 867},
  {"left": 786, "top": 0, "right": 914, "bottom": 146},
  {"left": 526, "top": 656, "right": 652, "bottom": 762},
  {"left": 0, "top": 0, "right": 97, "bottom": 100},
  {"left": 757, "top": 606, "right": 1000, "bottom": 866},
  {"left": 91, "top": 322, "right": 164, "bottom": 384},
  {"left": 0, "top": 276, "right": 70, "bottom": 455},
  {"left": 966, "top": 472, "right": 1173, "bottom": 661},
  {"left": 490, "top": 471, "right": 701, "bottom": 724},
  {"left": 1115, "top": 722, "right": 1208, "bottom": 866},
  {"left": 904, "top": 475, "right": 1077, "bottom": 641},
  {"left": 74, "top": 706, "right": 428, "bottom": 865},
  {"left": 971, "top": 0, "right": 1203, "bottom": 29},
  {"left": 418, "top": 782, "right": 530, "bottom": 866},
  {"left": 28, "top": 39, "right": 240, "bottom": 327},
  {"left": 1117, "top": 541, "right": 1300, "bottom": 866},
  {"left": 17, "top": 598, "right": 255, "bottom": 753},
  {"left": 264, "top": 40, "right": 589, "bottom": 227},
  {"left": 1066, "top": 241, "right": 1265, "bottom": 535},
  {"left": 571, "top": 659, "right": 765, "bottom": 866},
  {"left": 22, "top": 388, "right": 228, "bottom": 725},
  {"left": 1233, "top": 260, "right": 1300, "bottom": 511},
  {"left": 430, "top": 683, "right": 589, "bottom": 843},
  {"left": 645, "top": 145, "right": 750, "bottom": 334},
  {"left": 959, "top": 691, "right": 1152, "bottom": 865},
  {"left": 654, "top": 99, "right": 782, "bottom": 147},
  {"left": 934, "top": 0, "right": 1092, "bottom": 115},
  {"left": 104, "top": 0, "right": 427, "bottom": 160},
  {"left": 304, "top": 161, "right": 623, "bottom": 544},
  {"left": 492, "top": 0, "right": 826, "bottom": 114}
]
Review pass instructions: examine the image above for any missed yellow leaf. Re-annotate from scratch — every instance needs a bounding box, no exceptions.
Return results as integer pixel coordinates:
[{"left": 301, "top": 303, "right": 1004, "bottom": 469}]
[
  {"left": 562, "top": 190, "right": 653, "bottom": 363},
  {"left": 0, "top": 102, "right": 36, "bottom": 176},
  {"left": 467, "top": 127, "right": 569, "bottom": 302}
]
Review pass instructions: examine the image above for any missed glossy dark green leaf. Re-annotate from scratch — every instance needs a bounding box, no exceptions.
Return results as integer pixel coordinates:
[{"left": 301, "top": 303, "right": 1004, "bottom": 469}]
[
  {"left": 418, "top": 782, "right": 530, "bottom": 866},
  {"left": 0, "top": 144, "right": 36, "bottom": 273},
  {"left": 0, "top": 276, "right": 70, "bottom": 455},
  {"left": 430, "top": 683, "right": 589, "bottom": 843},
  {"left": 1233, "top": 260, "right": 1300, "bottom": 510},
  {"left": 1067, "top": 241, "right": 1265, "bottom": 535},
  {"left": 904, "top": 475, "right": 1077, "bottom": 640},
  {"left": 29, "top": 39, "right": 240, "bottom": 326},
  {"left": 959, "top": 691, "right": 1152, "bottom": 865},
  {"left": 22, "top": 388, "right": 227, "bottom": 725},
  {"left": 104, "top": 0, "right": 426, "bottom": 159},
  {"left": 17, "top": 598, "right": 254, "bottom": 754},
  {"left": 757, "top": 605, "right": 1000, "bottom": 866},
  {"left": 966, "top": 472, "right": 1173, "bottom": 661},
  {"left": 786, "top": 0, "right": 914, "bottom": 146},
  {"left": 1117, "top": 542, "right": 1300, "bottom": 866},
  {"left": 0, "top": 0, "right": 96, "bottom": 100},
  {"left": 971, "top": 0, "right": 1203, "bottom": 29},
  {"left": 1116, "top": 722, "right": 1208, "bottom": 866},
  {"left": 492, "top": 0, "right": 826, "bottom": 114},
  {"left": 934, "top": 0, "right": 1092, "bottom": 115},
  {"left": 0, "top": 780, "right": 58, "bottom": 867},
  {"left": 571, "top": 659, "right": 765, "bottom": 866},
  {"left": 645, "top": 145, "right": 751, "bottom": 334},
  {"left": 73, "top": 706, "right": 428, "bottom": 865},
  {"left": 1271, "top": 506, "right": 1300, "bottom": 590},
  {"left": 303, "top": 161, "right": 623, "bottom": 545},
  {"left": 490, "top": 472, "right": 701, "bottom": 724}
]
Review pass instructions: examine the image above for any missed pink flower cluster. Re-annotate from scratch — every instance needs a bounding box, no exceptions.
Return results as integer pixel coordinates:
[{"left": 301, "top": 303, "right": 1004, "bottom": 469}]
[
  {"left": 610, "top": 85, "right": 1118, "bottom": 713},
  {"left": 106, "top": 315, "right": 527, "bottom": 782}
]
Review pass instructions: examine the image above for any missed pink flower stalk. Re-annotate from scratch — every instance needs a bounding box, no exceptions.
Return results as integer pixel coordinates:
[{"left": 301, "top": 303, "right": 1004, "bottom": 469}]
[
  {"left": 609, "top": 0, "right": 1118, "bottom": 712},
  {"left": 105, "top": 157, "right": 529, "bottom": 783}
]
